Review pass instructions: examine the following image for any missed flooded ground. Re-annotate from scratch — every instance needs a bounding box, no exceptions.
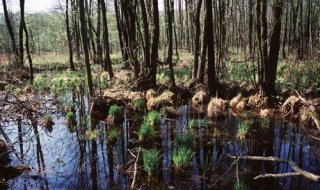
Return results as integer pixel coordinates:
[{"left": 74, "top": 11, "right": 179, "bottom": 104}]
[{"left": 1, "top": 94, "right": 320, "bottom": 190}]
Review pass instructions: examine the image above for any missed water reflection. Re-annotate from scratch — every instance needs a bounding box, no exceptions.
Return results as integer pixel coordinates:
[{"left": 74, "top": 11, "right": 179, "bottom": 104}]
[{"left": 0, "top": 100, "right": 320, "bottom": 190}]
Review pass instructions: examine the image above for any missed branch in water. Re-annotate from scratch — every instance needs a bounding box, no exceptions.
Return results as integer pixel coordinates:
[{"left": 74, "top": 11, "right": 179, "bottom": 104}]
[{"left": 228, "top": 155, "right": 320, "bottom": 181}]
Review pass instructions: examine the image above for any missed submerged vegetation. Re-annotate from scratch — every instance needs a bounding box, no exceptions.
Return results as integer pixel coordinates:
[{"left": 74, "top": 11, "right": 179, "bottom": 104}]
[{"left": 174, "top": 133, "right": 194, "bottom": 148}]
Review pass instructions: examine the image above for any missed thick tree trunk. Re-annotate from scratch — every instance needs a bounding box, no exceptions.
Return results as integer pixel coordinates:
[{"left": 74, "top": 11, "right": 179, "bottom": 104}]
[
  {"left": 264, "top": 1, "right": 283, "bottom": 96},
  {"left": 205, "top": 0, "right": 216, "bottom": 96},
  {"left": 79, "top": 0, "right": 94, "bottom": 95}
]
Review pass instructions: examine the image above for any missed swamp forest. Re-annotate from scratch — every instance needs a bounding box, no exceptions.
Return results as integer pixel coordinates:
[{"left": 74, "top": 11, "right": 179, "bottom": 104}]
[{"left": 1, "top": 0, "right": 320, "bottom": 189}]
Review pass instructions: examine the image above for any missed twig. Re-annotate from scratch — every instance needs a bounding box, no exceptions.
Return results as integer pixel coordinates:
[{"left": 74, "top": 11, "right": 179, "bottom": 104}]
[
  {"left": 228, "top": 155, "right": 320, "bottom": 181},
  {"left": 131, "top": 147, "right": 141, "bottom": 189}
]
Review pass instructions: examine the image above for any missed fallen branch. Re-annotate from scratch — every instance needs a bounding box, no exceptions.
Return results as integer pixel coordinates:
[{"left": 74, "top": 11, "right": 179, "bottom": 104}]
[
  {"left": 254, "top": 172, "right": 300, "bottom": 180},
  {"left": 228, "top": 155, "right": 320, "bottom": 181}
]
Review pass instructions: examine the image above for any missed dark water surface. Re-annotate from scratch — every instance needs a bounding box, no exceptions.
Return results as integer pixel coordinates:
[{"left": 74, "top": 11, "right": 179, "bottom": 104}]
[{"left": 1, "top": 95, "right": 320, "bottom": 190}]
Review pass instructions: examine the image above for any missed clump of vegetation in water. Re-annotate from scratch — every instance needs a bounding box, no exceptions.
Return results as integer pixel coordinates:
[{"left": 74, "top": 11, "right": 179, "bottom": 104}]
[
  {"left": 143, "top": 149, "right": 161, "bottom": 176},
  {"left": 138, "top": 123, "right": 156, "bottom": 140},
  {"left": 172, "top": 147, "right": 194, "bottom": 169},
  {"left": 66, "top": 111, "right": 75, "bottom": 122},
  {"left": 133, "top": 99, "right": 145, "bottom": 109},
  {"left": 43, "top": 114, "right": 54, "bottom": 131},
  {"left": 175, "top": 133, "right": 194, "bottom": 148},
  {"left": 188, "top": 119, "right": 197, "bottom": 129},
  {"left": 144, "top": 111, "right": 161, "bottom": 126},
  {"left": 107, "top": 128, "right": 120, "bottom": 142},
  {"left": 84, "top": 129, "right": 99, "bottom": 140},
  {"left": 108, "top": 105, "right": 121, "bottom": 116},
  {"left": 199, "top": 119, "right": 210, "bottom": 128},
  {"left": 66, "top": 111, "right": 75, "bottom": 128},
  {"left": 236, "top": 120, "right": 252, "bottom": 140}
]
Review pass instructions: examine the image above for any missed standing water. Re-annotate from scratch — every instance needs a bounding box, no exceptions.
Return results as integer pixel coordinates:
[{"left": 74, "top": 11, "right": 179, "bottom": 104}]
[{"left": 1, "top": 95, "right": 320, "bottom": 190}]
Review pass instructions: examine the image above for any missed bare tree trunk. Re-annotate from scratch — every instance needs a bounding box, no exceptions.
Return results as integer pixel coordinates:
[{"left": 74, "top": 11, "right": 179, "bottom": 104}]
[
  {"left": 192, "top": 0, "right": 202, "bottom": 79},
  {"left": 256, "top": 0, "right": 263, "bottom": 86},
  {"left": 79, "top": 0, "right": 94, "bottom": 95},
  {"left": 2, "top": 0, "right": 19, "bottom": 62},
  {"left": 19, "top": 0, "right": 25, "bottom": 66},
  {"left": 248, "top": 0, "right": 254, "bottom": 57},
  {"left": 100, "top": 0, "right": 114, "bottom": 78},
  {"left": 66, "top": 0, "right": 75, "bottom": 71},
  {"left": 96, "top": 0, "right": 103, "bottom": 66},
  {"left": 114, "top": 0, "right": 126, "bottom": 64},
  {"left": 140, "top": 0, "right": 151, "bottom": 69},
  {"left": 150, "top": 0, "right": 160, "bottom": 86},
  {"left": 282, "top": 0, "right": 289, "bottom": 59},
  {"left": 166, "top": 0, "right": 176, "bottom": 88}
]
